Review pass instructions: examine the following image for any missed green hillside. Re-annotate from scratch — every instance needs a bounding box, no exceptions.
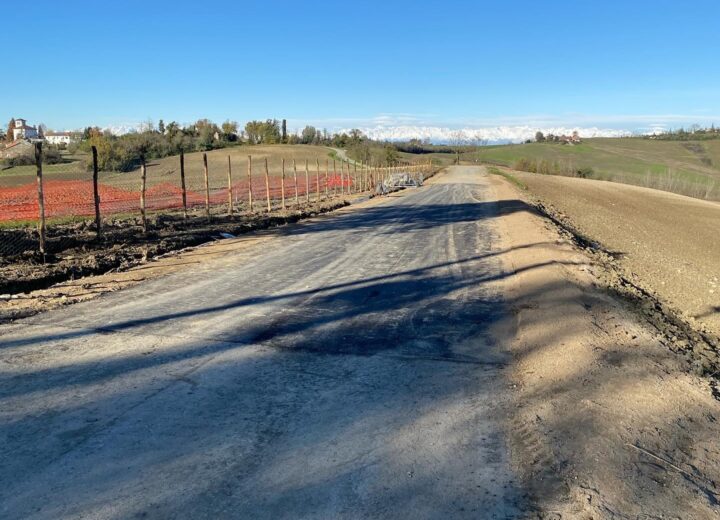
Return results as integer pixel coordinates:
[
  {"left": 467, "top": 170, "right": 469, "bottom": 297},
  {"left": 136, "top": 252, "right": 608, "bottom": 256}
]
[{"left": 464, "top": 138, "right": 720, "bottom": 200}]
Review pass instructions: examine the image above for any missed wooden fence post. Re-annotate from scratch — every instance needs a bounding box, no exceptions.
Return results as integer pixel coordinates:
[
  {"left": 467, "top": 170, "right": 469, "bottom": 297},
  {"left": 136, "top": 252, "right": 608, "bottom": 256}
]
[
  {"left": 180, "top": 151, "right": 187, "bottom": 219},
  {"left": 264, "top": 157, "right": 271, "bottom": 212},
  {"left": 353, "top": 161, "right": 357, "bottom": 194},
  {"left": 315, "top": 158, "right": 321, "bottom": 202},
  {"left": 203, "top": 152, "right": 211, "bottom": 222},
  {"left": 140, "top": 155, "right": 147, "bottom": 232},
  {"left": 340, "top": 161, "right": 345, "bottom": 195},
  {"left": 325, "top": 159, "right": 329, "bottom": 198},
  {"left": 333, "top": 159, "right": 337, "bottom": 197},
  {"left": 305, "top": 159, "right": 310, "bottom": 204},
  {"left": 247, "top": 155, "right": 254, "bottom": 212},
  {"left": 91, "top": 145, "right": 101, "bottom": 237},
  {"left": 293, "top": 159, "right": 299, "bottom": 206},
  {"left": 281, "top": 158, "right": 286, "bottom": 210},
  {"left": 227, "top": 155, "right": 233, "bottom": 216},
  {"left": 34, "top": 142, "right": 46, "bottom": 258},
  {"left": 347, "top": 161, "right": 352, "bottom": 194}
]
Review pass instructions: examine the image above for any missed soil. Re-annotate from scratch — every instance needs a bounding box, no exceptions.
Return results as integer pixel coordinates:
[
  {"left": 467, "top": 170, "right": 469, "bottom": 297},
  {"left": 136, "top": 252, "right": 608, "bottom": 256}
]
[
  {"left": 0, "top": 200, "right": 356, "bottom": 322},
  {"left": 503, "top": 170, "right": 720, "bottom": 384},
  {"left": 511, "top": 171, "right": 720, "bottom": 338},
  {"left": 485, "top": 171, "right": 720, "bottom": 518}
]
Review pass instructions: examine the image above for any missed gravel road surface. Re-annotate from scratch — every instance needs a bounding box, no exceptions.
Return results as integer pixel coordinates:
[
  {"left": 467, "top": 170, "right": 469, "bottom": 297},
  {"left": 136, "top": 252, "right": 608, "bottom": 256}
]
[{"left": 0, "top": 168, "right": 528, "bottom": 519}]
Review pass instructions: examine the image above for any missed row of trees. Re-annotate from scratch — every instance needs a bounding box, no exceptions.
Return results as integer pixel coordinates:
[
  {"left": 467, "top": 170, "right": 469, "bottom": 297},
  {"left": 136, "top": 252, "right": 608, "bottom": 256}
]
[
  {"left": 532, "top": 131, "right": 580, "bottom": 143},
  {"left": 645, "top": 125, "right": 720, "bottom": 141},
  {"left": 3, "top": 114, "right": 459, "bottom": 171},
  {"left": 79, "top": 118, "right": 386, "bottom": 171},
  {"left": 78, "top": 119, "right": 242, "bottom": 172}
]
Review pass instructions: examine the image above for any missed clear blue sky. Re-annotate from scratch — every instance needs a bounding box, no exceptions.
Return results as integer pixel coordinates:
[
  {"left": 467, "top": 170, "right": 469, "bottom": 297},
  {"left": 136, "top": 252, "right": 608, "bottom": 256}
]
[{"left": 4, "top": 0, "right": 720, "bottom": 133}]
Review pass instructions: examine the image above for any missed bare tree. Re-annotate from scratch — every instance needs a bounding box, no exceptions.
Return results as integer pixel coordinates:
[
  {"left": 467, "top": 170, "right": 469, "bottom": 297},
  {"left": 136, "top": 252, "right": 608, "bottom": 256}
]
[{"left": 450, "top": 130, "right": 468, "bottom": 164}]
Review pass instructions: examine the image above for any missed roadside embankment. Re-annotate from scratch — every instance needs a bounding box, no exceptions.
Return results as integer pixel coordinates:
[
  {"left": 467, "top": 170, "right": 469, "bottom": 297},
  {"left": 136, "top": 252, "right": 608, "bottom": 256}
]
[
  {"left": 492, "top": 169, "right": 720, "bottom": 372},
  {"left": 485, "top": 171, "right": 720, "bottom": 517},
  {"left": 516, "top": 171, "right": 720, "bottom": 333}
]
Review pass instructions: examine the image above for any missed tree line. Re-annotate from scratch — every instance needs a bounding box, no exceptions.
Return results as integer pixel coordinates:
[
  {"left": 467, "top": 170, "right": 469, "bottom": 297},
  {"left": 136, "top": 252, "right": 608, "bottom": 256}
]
[
  {"left": 76, "top": 119, "right": 392, "bottom": 172},
  {"left": 4, "top": 116, "right": 456, "bottom": 171},
  {"left": 643, "top": 124, "right": 720, "bottom": 141}
]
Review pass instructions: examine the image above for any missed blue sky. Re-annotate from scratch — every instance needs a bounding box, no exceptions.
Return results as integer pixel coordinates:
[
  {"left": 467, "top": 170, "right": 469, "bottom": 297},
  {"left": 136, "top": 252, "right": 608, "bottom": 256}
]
[{"left": 3, "top": 0, "right": 720, "bottom": 136}]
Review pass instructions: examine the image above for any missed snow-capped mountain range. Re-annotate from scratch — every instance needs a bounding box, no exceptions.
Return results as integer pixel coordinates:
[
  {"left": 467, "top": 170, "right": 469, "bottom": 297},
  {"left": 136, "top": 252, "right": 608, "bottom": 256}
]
[
  {"left": 337, "top": 125, "right": 632, "bottom": 144},
  {"left": 99, "top": 122, "right": 632, "bottom": 144}
]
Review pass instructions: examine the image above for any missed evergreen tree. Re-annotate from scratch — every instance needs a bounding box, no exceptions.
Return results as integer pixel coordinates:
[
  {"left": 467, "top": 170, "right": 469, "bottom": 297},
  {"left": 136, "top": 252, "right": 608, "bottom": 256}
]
[
  {"left": 6, "top": 118, "right": 15, "bottom": 141},
  {"left": 281, "top": 119, "right": 287, "bottom": 143}
]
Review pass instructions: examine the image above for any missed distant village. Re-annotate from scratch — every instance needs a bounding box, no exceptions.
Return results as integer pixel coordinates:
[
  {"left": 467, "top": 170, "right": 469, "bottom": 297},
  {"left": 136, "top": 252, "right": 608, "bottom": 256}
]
[{"left": 1, "top": 118, "right": 78, "bottom": 159}]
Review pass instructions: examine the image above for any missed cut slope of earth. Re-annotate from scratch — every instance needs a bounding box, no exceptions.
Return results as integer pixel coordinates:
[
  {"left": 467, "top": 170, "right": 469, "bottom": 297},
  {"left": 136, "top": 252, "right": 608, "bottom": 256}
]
[
  {"left": 506, "top": 170, "right": 720, "bottom": 340},
  {"left": 484, "top": 170, "right": 720, "bottom": 518}
]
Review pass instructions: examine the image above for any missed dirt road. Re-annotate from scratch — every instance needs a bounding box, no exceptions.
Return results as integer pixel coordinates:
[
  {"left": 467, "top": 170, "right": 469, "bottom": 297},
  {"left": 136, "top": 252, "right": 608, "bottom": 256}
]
[
  {"left": 1, "top": 167, "right": 719, "bottom": 519},
  {"left": 0, "top": 167, "right": 527, "bottom": 518}
]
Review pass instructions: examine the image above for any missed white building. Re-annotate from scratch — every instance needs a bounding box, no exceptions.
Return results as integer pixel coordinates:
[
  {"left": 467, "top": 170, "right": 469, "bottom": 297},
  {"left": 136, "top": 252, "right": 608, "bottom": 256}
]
[
  {"left": 44, "top": 132, "right": 75, "bottom": 146},
  {"left": 12, "top": 118, "right": 39, "bottom": 140}
]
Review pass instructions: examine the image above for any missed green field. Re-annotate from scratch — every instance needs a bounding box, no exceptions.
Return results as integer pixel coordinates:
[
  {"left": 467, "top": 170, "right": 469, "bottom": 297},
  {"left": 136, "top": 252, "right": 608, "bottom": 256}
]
[
  {"left": 0, "top": 161, "right": 87, "bottom": 187},
  {"left": 463, "top": 138, "right": 720, "bottom": 200}
]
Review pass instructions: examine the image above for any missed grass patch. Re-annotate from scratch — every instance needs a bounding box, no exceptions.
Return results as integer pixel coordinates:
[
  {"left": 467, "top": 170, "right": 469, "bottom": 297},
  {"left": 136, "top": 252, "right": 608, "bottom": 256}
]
[{"left": 487, "top": 166, "right": 527, "bottom": 190}]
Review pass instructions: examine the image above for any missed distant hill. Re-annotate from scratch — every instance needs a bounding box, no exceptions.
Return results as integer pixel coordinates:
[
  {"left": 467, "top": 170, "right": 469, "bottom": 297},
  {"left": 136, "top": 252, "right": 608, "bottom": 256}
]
[{"left": 464, "top": 138, "right": 720, "bottom": 201}]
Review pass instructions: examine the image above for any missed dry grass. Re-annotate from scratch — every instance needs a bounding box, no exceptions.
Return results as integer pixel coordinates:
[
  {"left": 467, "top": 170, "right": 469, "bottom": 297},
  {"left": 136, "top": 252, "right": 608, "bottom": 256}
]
[
  {"left": 102, "top": 145, "right": 340, "bottom": 191},
  {"left": 0, "top": 145, "right": 342, "bottom": 191}
]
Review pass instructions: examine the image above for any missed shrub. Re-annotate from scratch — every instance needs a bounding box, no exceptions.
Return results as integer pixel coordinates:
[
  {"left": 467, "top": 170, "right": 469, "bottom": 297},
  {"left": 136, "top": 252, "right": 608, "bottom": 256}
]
[
  {"left": 1, "top": 147, "right": 63, "bottom": 167},
  {"left": 576, "top": 167, "right": 594, "bottom": 178},
  {"left": 538, "top": 159, "right": 553, "bottom": 175},
  {"left": 2, "top": 153, "right": 35, "bottom": 167},
  {"left": 513, "top": 158, "right": 537, "bottom": 173}
]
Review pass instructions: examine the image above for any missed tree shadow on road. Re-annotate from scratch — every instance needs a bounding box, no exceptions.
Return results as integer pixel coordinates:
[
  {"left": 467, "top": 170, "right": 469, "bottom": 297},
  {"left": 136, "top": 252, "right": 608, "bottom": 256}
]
[
  {"left": 1, "top": 188, "right": 640, "bottom": 518},
  {"left": 273, "top": 197, "right": 540, "bottom": 239},
  {"left": 0, "top": 253, "right": 586, "bottom": 518}
]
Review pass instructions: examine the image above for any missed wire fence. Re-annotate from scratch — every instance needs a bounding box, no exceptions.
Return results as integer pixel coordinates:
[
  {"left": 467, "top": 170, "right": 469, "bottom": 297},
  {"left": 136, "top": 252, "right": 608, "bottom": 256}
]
[{"left": 0, "top": 143, "right": 433, "bottom": 259}]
